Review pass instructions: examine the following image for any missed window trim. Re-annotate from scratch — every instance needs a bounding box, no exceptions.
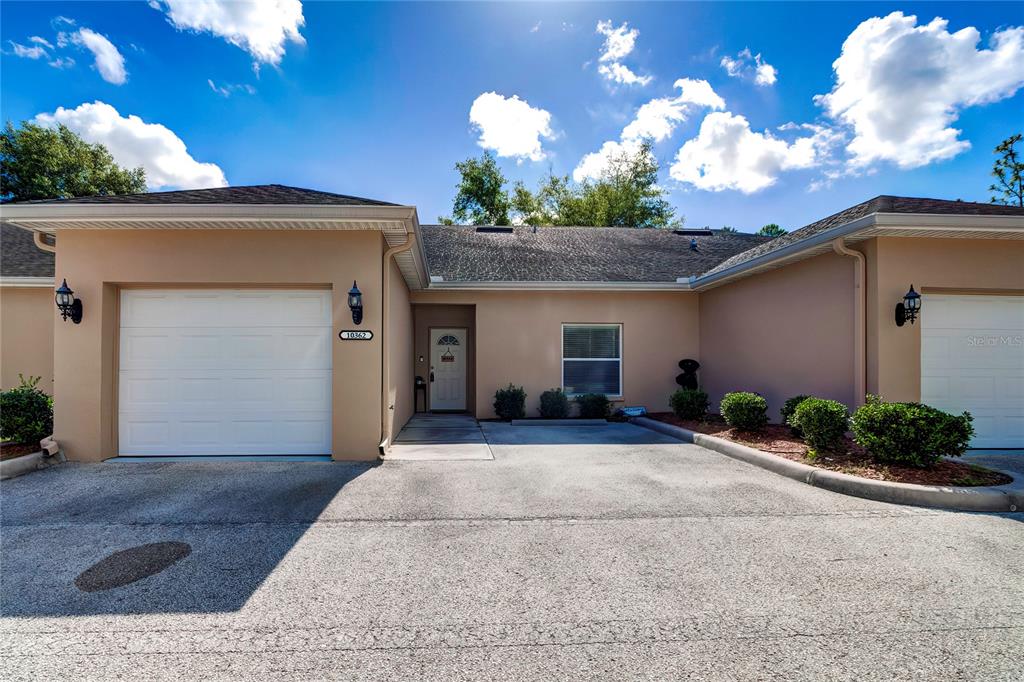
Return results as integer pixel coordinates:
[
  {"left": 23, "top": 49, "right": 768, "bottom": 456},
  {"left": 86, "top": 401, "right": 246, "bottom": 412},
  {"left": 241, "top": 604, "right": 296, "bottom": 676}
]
[{"left": 561, "top": 323, "right": 623, "bottom": 399}]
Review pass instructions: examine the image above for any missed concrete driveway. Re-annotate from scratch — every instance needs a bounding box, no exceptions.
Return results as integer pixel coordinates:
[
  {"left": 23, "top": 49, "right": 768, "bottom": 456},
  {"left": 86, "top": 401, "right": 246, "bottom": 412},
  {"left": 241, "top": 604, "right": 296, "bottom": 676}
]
[{"left": 1, "top": 422, "right": 1022, "bottom": 680}]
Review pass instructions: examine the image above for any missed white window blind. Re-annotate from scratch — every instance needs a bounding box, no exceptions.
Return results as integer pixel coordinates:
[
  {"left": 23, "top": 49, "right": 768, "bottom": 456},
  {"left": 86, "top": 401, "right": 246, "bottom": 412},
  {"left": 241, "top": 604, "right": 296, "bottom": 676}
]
[{"left": 562, "top": 324, "right": 622, "bottom": 396}]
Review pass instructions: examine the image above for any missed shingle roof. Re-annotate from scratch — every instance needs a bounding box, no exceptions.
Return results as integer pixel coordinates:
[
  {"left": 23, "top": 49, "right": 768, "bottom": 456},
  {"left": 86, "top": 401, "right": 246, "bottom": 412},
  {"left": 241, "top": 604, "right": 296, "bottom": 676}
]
[
  {"left": 702, "top": 195, "right": 1024, "bottom": 278},
  {"left": 420, "top": 225, "right": 771, "bottom": 282},
  {"left": 16, "top": 184, "right": 396, "bottom": 206},
  {"left": 1, "top": 224, "right": 54, "bottom": 278}
]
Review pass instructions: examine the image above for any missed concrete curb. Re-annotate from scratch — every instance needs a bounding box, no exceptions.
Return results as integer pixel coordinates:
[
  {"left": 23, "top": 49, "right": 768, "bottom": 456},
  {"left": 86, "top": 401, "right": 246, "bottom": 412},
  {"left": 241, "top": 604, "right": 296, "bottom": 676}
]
[
  {"left": 0, "top": 451, "right": 46, "bottom": 481},
  {"left": 633, "top": 417, "right": 1022, "bottom": 513},
  {"left": 510, "top": 419, "right": 607, "bottom": 426}
]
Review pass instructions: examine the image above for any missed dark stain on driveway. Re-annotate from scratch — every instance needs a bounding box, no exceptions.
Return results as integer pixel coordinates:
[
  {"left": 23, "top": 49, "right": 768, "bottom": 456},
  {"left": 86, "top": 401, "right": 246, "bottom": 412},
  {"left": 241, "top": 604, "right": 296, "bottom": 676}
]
[{"left": 74, "top": 542, "right": 192, "bottom": 592}]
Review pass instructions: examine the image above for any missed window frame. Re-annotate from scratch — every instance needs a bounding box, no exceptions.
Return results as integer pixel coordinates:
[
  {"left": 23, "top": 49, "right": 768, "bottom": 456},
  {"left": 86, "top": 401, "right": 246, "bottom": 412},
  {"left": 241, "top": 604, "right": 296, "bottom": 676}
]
[{"left": 560, "top": 323, "right": 623, "bottom": 398}]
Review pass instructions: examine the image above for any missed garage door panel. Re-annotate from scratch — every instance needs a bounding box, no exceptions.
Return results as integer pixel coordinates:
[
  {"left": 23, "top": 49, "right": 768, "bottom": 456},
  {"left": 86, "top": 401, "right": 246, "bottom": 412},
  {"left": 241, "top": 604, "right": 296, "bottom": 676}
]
[
  {"left": 921, "top": 294, "right": 1023, "bottom": 449},
  {"left": 119, "top": 289, "right": 332, "bottom": 456}
]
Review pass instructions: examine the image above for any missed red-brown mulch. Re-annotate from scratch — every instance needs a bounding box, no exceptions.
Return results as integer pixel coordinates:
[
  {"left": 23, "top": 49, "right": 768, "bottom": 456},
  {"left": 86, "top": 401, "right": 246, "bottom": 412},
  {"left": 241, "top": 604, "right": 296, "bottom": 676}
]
[
  {"left": 0, "top": 442, "right": 41, "bottom": 461},
  {"left": 648, "top": 413, "right": 1012, "bottom": 487}
]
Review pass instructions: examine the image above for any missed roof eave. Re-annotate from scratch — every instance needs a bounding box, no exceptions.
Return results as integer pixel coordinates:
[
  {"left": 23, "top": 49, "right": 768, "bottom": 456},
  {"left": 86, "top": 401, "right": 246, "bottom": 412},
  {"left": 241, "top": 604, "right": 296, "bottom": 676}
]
[{"left": 425, "top": 280, "right": 694, "bottom": 291}]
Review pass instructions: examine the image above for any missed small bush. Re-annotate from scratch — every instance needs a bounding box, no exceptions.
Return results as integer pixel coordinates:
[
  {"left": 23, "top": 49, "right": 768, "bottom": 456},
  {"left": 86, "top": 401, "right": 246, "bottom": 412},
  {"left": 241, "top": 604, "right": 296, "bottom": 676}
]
[
  {"left": 538, "top": 388, "right": 570, "bottom": 419},
  {"left": 791, "top": 398, "right": 849, "bottom": 451},
  {"left": 669, "top": 388, "right": 709, "bottom": 420},
  {"left": 575, "top": 393, "right": 611, "bottom": 419},
  {"left": 850, "top": 395, "right": 974, "bottom": 468},
  {"left": 720, "top": 392, "right": 768, "bottom": 431},
  {"left": 0, "top": 375, "right": 53, "bottom": 445},
  {"left": 493, "top": 384, "right": 526, "bottom": 420},
  {"left": 780, "top": 395, "right": 811, "bottom": 435}
]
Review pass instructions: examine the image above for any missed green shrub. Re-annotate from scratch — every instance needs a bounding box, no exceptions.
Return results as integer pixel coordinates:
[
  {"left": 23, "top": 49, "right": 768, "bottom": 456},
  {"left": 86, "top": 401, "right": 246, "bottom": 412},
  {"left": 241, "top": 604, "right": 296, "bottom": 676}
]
[
  {"left": 0, "top": 375, "right": 53, "bottom": 445},
  {"left": 791, "top": 398, "right": 849, "bottom": 451},
  {"left": 669, "top": 388, "right": 709, "bottom": 420},
  {"left": 850, "top": 395, "right": 974, "bottom": 468},
  {"left": 493, "top": 384, "right": 526, "bottom": 420},
  {"left": 538, "top": 388, "right": 570, "bottom": 419},
  {"left": 780, "top": 394, "right": 811, "bottom": 435},
  {"left": 575, "top": 393, "right": 611, "bottom": 419},
  {"left": 720, "top": 392, "right": 768, "bottom": 431}
]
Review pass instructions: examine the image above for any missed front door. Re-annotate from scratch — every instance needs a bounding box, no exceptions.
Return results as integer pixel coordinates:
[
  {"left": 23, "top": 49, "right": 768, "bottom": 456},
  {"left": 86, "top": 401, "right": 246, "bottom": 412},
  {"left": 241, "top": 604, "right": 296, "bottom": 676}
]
[{"left": 430, "top": 328, "right": 467, "bottom": 411}]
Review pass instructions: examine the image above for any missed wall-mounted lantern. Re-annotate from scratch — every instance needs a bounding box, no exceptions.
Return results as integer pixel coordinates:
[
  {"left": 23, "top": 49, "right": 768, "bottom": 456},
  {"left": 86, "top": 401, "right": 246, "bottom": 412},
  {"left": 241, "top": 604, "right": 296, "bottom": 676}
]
[
  {"left": 55, "top": 278, "right": 83, "bottom": 324},
  {"left": 894, "top": 284, "right": 921, "bottom": 327},
  {"left": 347, "top": 281, "right": 363, "bottom": 325}
]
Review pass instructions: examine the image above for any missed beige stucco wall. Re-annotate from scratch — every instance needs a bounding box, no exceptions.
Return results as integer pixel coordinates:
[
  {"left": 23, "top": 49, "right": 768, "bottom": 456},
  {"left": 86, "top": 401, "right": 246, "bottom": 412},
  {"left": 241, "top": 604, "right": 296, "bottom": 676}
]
[
  {"left": 699, "top": 252, "right": 857, "bottom": 421},
  {"left": 53, "top": 229, "right": 392, "bottom": 462},
  {"left": 0, "top": 287, "right": 55, "bottom": 393},
  {"left": 412, "top": 304, "right": 476, "bottom": 412},
  {"left": 866, "top": 236, "right": 1024, "bottom": 402},
  {"left": 387, "top": 258, "right": 414, "bottom": 439},
  {"left": 410, "top": 290, "right": 698, "bottom": 417}
]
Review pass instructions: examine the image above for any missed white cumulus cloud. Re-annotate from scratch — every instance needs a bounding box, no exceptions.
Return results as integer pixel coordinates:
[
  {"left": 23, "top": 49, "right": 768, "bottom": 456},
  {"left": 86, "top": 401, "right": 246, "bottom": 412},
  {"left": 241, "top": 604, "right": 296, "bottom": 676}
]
[
  {"left": 34, "top": 101, "right": 228, "bottom": 190},
  {"left": 594, "top": 19, "right": 650, "bottom": 86},
  {"left": 8, "top": 41, "right": 48, "bottom": 60},
  {"left": 720, "top": 48, "right": 777, "bottom": 86},
  {"left": 669, "top": 112, "right": 827, "bottom": 193},
  {"left": 70, "top": 28, "right": 127, "bottom": 85},
  {"left": 152, "top": 0, "right": 305, "bottom": 68},
  {"left": 575, "top": 78, "right": 724, "bottom": 181},
  {"left": 817, "top": 11, "right": 1024, "bottom": 169},
  {"left": 469, "top": 92, "right": 554, "bottom": 162}
]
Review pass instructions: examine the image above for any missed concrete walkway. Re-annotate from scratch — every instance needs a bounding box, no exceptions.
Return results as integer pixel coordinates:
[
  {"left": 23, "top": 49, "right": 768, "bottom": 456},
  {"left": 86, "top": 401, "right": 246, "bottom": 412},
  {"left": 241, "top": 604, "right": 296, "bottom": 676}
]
[{"left": 387, "top": 413, "right": 493, "bottom": 460}]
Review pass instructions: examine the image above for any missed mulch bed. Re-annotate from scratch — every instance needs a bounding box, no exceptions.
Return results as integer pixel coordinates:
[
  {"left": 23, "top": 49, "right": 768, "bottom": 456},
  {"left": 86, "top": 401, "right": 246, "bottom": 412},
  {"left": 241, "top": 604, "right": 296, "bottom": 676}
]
[
  {"left": 0, "top": 442, "right": 41, "bottom": 461},
  {"left": 648, "top": 413, "right": 1012, "bottom": 487}
]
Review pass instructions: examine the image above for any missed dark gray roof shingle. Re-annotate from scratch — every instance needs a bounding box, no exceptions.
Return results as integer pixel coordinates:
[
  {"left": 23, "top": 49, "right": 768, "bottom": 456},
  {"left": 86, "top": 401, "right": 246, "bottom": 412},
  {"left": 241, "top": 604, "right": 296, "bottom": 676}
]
[
  {"left": 703, "top": 195, "right": 1024, "bottom": 277},
  {"left": 1, "top": 224, "right": 54, "bottom": 278},
  {"left": 420, "top": 225, "right": 771, "bottom": 282},
  {"left": 16, "top": 184, "right": 396, "bottom": 206}
]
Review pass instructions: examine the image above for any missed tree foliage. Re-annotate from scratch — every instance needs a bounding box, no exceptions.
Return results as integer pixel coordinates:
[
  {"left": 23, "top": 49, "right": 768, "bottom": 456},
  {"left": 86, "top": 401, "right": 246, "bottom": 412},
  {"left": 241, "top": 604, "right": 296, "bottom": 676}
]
[
  {"left": 990, "top": 133, "right": 1023, "bottom": 207},
  {"left": 756, "top": 223, "right": 787, "bottom": 237},
  {"left": 444, "top": 141, "right": 679, "bottom": 228},
  {"left": 1, "top": 121, "right": 146, "bottom": 202}
]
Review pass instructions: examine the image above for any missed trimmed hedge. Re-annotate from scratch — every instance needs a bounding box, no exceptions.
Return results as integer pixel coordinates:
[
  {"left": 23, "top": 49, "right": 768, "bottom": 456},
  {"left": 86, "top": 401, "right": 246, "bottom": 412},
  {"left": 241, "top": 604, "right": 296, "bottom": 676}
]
[
  {"left": 720, "top": 392, "right": 768, "bottom": 431},
  {"left": 780, "top": 395, "right": 811, "bottom": 435},
  {"left": 850, "top": 395, "right": 974, "bottom": 467},
  {"left": 791, "top": 398, "right": 849, "bottom": 451},
  {"left": 669, "top": 388, "right": 709, "bottom": 420},
  {"left": 0, "top": 375, "right": 53, "bottom": 445},
  {"left": 493, "top": 384, "right": 526, "bottom": 420},
  {"left": 575, "top": 393, "right": 611, "bottom": 419},
  {"left": 538, "top": 388, "right": 570, "bottom": 419}
]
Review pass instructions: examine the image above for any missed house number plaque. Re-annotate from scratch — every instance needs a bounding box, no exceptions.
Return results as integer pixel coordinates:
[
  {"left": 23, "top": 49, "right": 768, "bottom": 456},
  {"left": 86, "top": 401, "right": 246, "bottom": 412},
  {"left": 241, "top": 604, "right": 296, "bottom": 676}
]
[{"left": 339, "top": 330, "right": 373, "bottom": 340}]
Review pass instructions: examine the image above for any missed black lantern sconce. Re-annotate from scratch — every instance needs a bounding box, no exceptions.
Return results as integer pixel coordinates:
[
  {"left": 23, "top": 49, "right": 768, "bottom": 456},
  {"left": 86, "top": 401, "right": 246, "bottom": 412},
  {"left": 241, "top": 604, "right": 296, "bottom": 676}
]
[
  {"left": 894, "top": 284, "right": 921, "bottom": 327},
  {"left": 347, "top": 281, "right": 363, "bottom": 325},
  {"left": 55, "top": 278, "right": 83, "bottom": 324}
]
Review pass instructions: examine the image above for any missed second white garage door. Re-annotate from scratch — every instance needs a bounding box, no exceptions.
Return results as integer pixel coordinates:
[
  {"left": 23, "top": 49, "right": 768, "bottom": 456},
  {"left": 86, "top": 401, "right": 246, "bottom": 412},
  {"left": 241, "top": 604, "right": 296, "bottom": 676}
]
[
  {"left": 921, "top": 294, "right": 1023, "bottom": 449},
  {"left": 119, "top": 289, "right": 332, "bottom": 456}
]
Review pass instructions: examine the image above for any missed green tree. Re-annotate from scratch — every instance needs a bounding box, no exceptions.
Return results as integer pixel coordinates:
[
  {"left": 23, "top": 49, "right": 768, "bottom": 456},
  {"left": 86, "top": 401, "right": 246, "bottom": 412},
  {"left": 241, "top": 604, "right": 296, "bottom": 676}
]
[
  {"left": 990, "top": 133, "right": 1023, "bottom": 207},
  {"left": 1, "top": 121, "right": 146, "bottom": 202},
  {"left": 756, "top": 223, "right": 787, "bottom": 237},
  {"left": 444, "top": 151, "right": 511, "bottom": 225},
  {"left": 718, "top": 226, "right": 738, "bottom": 233}
]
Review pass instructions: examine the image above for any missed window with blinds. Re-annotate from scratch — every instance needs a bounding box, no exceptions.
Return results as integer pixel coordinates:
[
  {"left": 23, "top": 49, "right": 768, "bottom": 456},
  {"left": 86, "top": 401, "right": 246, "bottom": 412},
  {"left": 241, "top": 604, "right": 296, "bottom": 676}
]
[{"left": 562, "top": 324, "right": 622, "bottom": 396}]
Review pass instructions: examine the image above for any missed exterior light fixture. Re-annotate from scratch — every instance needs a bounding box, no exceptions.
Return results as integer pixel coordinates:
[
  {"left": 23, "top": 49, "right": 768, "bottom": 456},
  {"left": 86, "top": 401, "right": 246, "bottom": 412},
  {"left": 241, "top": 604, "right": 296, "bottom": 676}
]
[
  {"left": 348, "top": 281, "right": 363, "bottom": 325},
  {"left": 895, "top": 284, "right": 921, "bottom": 327},
  {"left": 55, "top": 278, "right": 83, "bottom": 324}
]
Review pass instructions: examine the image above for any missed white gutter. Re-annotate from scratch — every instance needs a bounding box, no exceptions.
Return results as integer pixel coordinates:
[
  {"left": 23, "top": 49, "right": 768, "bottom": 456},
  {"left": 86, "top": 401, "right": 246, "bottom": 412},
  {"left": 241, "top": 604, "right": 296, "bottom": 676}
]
[
  {"left": 0, "top": 203, "right": 420, "bottom": 225},
  {"left": 831, "top": 238, "right": 866, "bottom": 407},
  {"left": 379, "top": 233, "right": 418, "bottom": 456},
  {"left": 0, "top": 276, "right": 54, "bottom": 288},
  {"left": 426, "top": 280, "right": 693, "bottom": 291}
]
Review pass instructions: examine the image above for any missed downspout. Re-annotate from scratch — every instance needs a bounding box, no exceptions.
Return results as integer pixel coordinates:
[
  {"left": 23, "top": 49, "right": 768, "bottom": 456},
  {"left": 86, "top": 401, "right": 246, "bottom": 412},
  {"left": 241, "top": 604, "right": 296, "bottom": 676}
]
[
  {"left": 33, "top": 231, "right": 56, "bottom": 253},
  {"left": 831, "top": 238, "right": 866, "bottom": 406},
  {"left": 379, "top": 232, "right": 417, "bottom": 457}
]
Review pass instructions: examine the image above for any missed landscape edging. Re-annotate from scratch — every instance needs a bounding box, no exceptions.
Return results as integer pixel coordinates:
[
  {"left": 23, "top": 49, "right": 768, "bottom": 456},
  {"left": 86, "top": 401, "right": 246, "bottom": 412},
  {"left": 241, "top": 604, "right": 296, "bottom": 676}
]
[
  {"left": 0, "top": 451, "right": 46, "bottom": 481},
  {"left": 632, "top": 416, "right": 1021, "bottom": 512}
]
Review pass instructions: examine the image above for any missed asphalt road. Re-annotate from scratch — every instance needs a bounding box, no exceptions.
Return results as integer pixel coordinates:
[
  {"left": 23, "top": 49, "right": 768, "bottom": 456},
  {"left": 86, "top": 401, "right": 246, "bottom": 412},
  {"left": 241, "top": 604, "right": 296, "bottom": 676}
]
[{"left": 1, "top": 422, "right": 1022, "bottom": 680}]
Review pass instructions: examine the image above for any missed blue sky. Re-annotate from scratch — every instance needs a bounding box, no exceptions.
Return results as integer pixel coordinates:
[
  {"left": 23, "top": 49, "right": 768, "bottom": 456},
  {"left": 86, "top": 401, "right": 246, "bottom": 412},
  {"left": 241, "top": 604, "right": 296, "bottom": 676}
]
[{"left": 2, "top": 1, "right": 1022, "bottom": 231}]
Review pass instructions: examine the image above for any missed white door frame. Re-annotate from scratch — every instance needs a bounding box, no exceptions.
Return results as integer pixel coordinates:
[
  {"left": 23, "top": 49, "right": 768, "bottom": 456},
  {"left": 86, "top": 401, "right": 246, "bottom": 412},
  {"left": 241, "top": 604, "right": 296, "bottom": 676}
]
[{"left": 429, "top": 327, "right": 467, "bottom": 411}]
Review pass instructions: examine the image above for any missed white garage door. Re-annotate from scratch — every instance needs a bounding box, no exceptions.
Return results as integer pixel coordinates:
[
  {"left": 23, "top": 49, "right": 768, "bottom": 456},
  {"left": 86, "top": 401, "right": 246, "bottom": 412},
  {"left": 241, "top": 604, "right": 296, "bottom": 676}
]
[
  {"left": 921, "top": 294, "right": 1024, "bottom": 449},
  {"left": 119, "top": 289, "right": 332, "bottom": 456}
]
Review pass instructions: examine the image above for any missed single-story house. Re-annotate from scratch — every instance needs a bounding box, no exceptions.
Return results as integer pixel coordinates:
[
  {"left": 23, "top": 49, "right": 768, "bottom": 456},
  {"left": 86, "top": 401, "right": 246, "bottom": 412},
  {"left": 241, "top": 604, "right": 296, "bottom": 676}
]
[{"left": 1, "top": 186, "right": 1021, "bottom": 460}]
